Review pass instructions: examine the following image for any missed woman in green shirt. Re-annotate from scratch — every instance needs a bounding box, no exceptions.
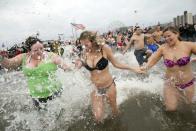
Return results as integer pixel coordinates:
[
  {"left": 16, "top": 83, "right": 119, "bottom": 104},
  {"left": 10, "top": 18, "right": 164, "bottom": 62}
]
[{"left": 0, "top": 37, "right": 70, "bottom": 109}]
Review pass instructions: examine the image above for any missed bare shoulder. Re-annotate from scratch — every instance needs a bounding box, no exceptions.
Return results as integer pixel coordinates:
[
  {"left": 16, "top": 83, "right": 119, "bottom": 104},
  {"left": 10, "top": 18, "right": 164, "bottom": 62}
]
[
  {"left": 182, "top": 41, "right": 196, "bottom": 45},
  {"left": 102, "top": 44, "right": 113, "bottom": 56},
  {"left": 181, "top": 41, "right": 195, "bottom": 49},
  {"left": 102, "top": 44, "right": 112, "bottom": 52}
]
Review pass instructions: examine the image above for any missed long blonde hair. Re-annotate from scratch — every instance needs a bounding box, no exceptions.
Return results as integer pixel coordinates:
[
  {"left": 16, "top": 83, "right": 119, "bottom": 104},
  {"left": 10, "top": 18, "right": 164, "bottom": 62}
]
[{"left": 79, "top": 31, "right": 105, "bottom": 49}]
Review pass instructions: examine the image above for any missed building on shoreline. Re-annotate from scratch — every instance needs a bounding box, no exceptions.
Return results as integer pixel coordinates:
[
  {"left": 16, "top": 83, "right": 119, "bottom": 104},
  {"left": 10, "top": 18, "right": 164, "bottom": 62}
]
[
  {"left": 193, "top": 15, "right": 196, "bottom": 24},
  {"left": 173, "top": 11, "right": 195, "bottom": 27}
]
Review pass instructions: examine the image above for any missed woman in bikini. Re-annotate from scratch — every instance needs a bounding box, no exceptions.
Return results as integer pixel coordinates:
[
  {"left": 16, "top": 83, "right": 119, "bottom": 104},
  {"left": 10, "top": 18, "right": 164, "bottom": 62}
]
[
  {"left": 141, "top": 26, "right": 196, "bottom": 111},
  {"left": 0, "top": 37, "right": 70, "bottom": 110},
  {"left": 75, "top": 31, "right": 144, "bottom": 122}
]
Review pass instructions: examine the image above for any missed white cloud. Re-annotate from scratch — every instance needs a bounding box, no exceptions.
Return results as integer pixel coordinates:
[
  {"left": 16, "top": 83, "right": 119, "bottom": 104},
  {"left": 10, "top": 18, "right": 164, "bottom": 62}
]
[{"left": 0, "top": 0, "right": 196, "bottom": 47}]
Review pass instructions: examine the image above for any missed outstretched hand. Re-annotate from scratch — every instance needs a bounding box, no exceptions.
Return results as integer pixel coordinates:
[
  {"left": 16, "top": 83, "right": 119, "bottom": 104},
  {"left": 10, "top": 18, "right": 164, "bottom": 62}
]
[
  {"left": 140, "top": 66, "right": 146, "bottom": 71},
  {"left": 132, "top": 67, "right": 146, "bottom": 74}
]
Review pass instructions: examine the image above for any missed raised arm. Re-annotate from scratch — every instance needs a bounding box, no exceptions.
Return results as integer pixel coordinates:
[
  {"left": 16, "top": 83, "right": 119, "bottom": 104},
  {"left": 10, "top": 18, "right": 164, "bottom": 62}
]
[
  {"left": 104, "top": 45, "right": 144, "bottom": 73},
  {"left": 0, "top": 53, "right": 23, "bottom": 70}
]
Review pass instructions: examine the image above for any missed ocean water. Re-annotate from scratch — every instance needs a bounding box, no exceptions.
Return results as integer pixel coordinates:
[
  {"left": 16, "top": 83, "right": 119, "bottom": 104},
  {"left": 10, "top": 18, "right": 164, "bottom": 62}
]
[{"left": 0, "top": 46, "right": 196, "bottom": 131}]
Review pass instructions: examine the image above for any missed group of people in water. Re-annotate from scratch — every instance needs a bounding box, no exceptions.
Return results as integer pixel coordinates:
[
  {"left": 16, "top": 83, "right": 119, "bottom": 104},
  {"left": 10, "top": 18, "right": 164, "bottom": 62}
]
[{"left": 0, "top": 26, "right": 196, "bottom": 123}]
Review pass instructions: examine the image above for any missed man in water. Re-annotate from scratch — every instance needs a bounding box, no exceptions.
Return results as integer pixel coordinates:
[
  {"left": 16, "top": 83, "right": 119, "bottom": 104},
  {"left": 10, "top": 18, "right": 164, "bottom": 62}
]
[{"left": 123, "top": 27, "right": 150, "bottom": 66}]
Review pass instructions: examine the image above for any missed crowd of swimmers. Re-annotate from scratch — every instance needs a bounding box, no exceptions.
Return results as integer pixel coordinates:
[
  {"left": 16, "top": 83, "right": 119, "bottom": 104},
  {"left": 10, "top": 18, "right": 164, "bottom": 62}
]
[
  {"left": 0, "top": 40, "right": 64, "bottom": 59},
  {"left": 1, "top": 25, "right": 196, "bottom": 123}
]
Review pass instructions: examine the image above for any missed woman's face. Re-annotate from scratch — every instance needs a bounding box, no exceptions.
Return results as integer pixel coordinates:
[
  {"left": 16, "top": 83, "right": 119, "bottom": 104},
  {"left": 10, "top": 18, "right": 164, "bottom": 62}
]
[
  {"left": 80, "top": 39, "right": 92, "bottom": 49},
  {"left": 163, "top": 31, "right": 178, "bottom": 46},
  {"left": 31, "top": 41, "right": 44, "bottom": 57}
]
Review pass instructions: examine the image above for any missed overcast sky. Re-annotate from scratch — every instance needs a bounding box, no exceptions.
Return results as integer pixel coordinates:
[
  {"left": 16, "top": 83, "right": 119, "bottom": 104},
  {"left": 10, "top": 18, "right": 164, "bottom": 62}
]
[{"left": 0, "top": 0, "right": 196, "bottom": 47}]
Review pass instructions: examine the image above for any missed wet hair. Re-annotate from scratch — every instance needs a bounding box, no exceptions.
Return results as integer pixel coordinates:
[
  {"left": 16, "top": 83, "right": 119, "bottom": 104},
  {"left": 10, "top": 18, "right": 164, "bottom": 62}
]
[
  {"left": 24, "top": 36, "right": 42, "bottom": 51},
  {"left": 163, "top": 26, "right": 182, "bottom": 41},
  {"left": 79, "top": 31, "right": 104, "bottom": 49}
]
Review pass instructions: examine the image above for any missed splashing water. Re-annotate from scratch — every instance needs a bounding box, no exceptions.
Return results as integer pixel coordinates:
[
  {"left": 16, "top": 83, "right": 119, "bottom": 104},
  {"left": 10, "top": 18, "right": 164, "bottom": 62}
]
[{"left": 0, "top": 46, "right": 196, "bottom": 131}]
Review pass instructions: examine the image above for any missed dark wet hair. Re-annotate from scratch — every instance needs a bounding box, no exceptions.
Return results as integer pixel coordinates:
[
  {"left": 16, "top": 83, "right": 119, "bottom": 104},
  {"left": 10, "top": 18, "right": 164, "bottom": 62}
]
[
  {"left": 79, "top": 31, "right": 100, "bottom": 48},
  {"left": 163, "top": 26, "right": 182, "bottom": 41},
  {"left": 24, "top": 36, "right": 42, "bottom": 51}
]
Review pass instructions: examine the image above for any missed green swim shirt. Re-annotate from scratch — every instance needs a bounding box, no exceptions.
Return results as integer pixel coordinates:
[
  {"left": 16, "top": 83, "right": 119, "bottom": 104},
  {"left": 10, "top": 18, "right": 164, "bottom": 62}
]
[{"left": 22, "top": 53, "right": 62, "bottom": 98}]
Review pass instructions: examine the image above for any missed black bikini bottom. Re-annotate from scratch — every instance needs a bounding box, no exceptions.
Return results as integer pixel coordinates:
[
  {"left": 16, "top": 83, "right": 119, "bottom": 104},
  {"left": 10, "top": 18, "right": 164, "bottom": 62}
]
[
  {"left": 32, "top": 88, "right": 63, "bottom": 108},
  {"left": 96, "top": 80, "right": 116, "bottom": 95}
]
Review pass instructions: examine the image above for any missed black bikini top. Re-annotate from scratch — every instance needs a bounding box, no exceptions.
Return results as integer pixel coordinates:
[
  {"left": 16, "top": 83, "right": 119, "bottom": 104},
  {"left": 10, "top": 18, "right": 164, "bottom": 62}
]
[{"left": 84, "top": 48, "right": 108, "bottom": 71}]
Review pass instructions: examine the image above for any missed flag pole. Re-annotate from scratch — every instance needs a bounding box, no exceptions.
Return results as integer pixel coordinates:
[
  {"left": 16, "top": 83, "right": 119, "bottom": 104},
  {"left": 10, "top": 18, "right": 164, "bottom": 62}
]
[
  {"left": 75, "top": 28, "right": 78, "bottom": 40},
  {"left": 71, "top": 24, "right": 75, "bottom": 41}
]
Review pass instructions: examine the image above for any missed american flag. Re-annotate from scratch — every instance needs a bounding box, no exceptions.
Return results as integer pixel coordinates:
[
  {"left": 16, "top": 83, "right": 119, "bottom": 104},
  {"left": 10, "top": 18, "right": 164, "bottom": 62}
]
[{"left": 71, "top": 23, "right": 85, "bottom": 30}]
